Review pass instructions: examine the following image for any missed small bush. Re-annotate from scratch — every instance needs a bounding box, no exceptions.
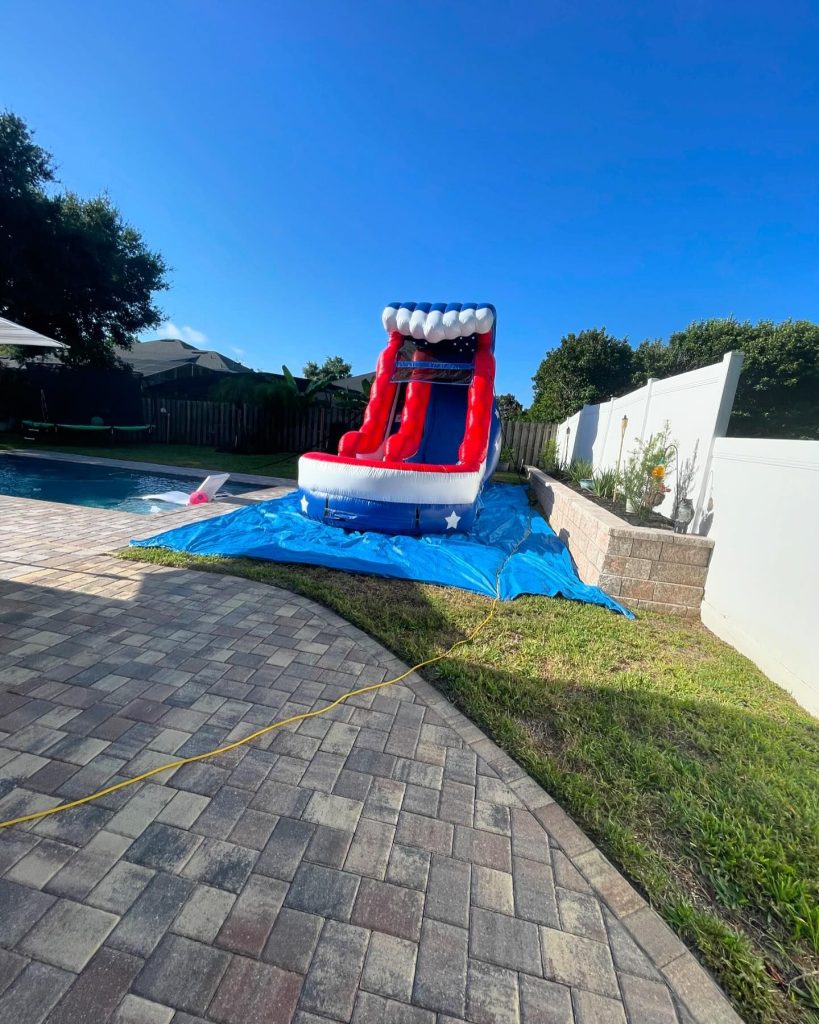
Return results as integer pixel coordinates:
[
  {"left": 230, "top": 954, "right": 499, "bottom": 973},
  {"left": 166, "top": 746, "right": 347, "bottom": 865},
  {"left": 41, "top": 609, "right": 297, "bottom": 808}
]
[
  {"left": 541, "top": 438, "right": 560, "bottom": 473},
  {"left": 567, "top": 458, "right": 594, "bottom": 484},
  {"left": 621, "top": 426, "right": 675, "bottom": 517},
  {"left": 593, "top": 467, "right": 619, "bottom": 500}
]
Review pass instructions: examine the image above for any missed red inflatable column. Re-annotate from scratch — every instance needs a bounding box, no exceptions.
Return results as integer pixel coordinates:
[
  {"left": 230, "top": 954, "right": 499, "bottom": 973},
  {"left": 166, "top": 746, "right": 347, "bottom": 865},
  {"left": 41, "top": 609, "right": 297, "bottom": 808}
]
[
  {"left": 458, "top": 331, "right": 495, "bottom": 469},
  {"left": 338, "top": 331, "right": 403, "bottom": 457}
]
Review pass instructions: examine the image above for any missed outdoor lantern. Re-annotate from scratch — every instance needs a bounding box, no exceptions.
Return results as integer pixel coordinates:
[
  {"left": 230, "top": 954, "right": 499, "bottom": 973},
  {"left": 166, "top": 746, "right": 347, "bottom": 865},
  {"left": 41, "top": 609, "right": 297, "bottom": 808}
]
[{"left": 675, "top": 497, "right": 694, "bottom": 534}]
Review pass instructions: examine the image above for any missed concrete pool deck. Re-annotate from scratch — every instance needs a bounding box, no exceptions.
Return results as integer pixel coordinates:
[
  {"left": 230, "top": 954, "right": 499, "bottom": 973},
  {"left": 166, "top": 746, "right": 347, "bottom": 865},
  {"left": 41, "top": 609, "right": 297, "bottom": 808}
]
[{"left": 0, "top": 459, "right": 743, "bottom": 1024}]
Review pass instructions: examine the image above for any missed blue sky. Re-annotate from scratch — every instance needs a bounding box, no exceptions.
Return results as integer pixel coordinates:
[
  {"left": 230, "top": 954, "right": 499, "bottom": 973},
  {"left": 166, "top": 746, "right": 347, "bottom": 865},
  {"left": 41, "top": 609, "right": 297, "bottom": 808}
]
[{"left": 3, "top": 1, "right": 817, "bottom": 401}]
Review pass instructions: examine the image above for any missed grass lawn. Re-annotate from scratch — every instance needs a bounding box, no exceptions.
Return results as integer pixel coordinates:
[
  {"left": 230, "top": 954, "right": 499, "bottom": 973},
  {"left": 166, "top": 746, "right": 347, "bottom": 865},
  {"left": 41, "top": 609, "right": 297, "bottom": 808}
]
[
  {"left": 0, "top": 436, "right": 300, "bottom": 479},
  {"left": 121, "top": 546, "right": 819, "bottom": 1024}
]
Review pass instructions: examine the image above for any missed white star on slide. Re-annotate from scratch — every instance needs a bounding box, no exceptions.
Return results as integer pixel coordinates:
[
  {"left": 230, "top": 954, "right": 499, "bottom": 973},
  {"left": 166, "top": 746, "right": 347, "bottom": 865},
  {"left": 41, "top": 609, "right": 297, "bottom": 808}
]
[
  {"left": 445, "top": 509, "right": 461, "bottom": 530},
  {"left": 300, "top": 495, "right": 309, "bottom": 513}
]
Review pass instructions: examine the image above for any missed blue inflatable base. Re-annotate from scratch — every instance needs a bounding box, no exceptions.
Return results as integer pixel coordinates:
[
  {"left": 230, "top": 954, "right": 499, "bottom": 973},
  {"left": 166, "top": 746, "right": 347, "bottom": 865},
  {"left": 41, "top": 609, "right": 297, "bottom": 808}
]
[{"left": 131, "top": 484, "right": 633, "bottom": 617}]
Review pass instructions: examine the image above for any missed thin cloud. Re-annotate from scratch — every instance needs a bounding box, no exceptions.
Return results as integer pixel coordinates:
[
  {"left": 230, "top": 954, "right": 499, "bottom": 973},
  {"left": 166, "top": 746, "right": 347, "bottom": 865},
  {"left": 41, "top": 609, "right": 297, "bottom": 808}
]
[
  {"left": 158, "top": 321, "right": 208, "bottom": 346},
  {"left": 231, "top": 346, "right": 246, "bottom": 357}
]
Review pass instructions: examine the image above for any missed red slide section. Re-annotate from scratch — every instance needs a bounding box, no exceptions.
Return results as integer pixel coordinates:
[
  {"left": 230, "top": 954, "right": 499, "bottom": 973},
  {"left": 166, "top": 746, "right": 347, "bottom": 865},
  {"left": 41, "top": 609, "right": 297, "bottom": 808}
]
[
  {"left": 338, "top": 331, "right": 403, "bottom": 457},
  {"left": 384, "top": 351, "right": 432, "bottom": 462},
  {"left": 458, "top": 332, "right": 495, "bottom": 468}
]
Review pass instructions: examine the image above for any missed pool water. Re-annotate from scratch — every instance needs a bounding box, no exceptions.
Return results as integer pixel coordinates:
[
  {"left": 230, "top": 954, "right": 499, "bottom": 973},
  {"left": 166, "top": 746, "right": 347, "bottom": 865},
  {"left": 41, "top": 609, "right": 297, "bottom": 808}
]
[{"left": 0, "top": 455, "right": 252, "bottom": 514}]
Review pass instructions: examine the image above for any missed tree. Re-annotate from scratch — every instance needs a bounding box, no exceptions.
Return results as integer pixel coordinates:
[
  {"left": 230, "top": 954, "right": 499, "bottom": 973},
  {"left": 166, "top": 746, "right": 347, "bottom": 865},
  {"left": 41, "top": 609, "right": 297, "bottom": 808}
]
[
  {"left": 0, "top": 112, "right": 168, "bottom": 367},
  {"left": 303, "top": 355, "right": 352, "bottom": 382},
  {"left": 496, "top": 393, "right": 524, "bottom": 420},
  {"left": 556, "top": 315, "right": 818, "bottom": 436},
  {"left": 633, "top": 318, "right": 819, "bottom": 438},
  {"left": 530, "top": 328, "right": 633, "bottom": 423}
]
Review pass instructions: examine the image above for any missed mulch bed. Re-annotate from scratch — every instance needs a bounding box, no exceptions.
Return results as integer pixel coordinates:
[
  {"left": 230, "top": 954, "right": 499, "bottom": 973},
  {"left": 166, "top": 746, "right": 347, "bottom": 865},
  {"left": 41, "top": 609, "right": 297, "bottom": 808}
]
[{"left": 555, "top": 475, "right": 676, "bottom": 532}]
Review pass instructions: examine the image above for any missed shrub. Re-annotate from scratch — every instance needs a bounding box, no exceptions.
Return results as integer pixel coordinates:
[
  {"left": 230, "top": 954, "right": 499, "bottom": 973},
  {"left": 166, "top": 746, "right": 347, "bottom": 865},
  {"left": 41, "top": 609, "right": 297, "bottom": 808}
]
[
  {"left": 621, "top": 426, "right": 675, "bottom": 518},
  {"left": 593, "top": 467, "right": 619, "bottom": 500},
  {"left": 567, "top": 458, "right": 594, "bottom": 484},
  {"left": 541, "top": 438, "right": 560, "bottom": 473}
]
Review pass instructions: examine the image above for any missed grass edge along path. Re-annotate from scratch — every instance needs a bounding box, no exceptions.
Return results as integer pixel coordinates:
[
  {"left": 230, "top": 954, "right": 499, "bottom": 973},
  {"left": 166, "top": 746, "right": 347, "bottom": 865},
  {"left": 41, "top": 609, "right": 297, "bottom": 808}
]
[{"left": 119, "top": 549, "right": 819, "bottom": 1024}]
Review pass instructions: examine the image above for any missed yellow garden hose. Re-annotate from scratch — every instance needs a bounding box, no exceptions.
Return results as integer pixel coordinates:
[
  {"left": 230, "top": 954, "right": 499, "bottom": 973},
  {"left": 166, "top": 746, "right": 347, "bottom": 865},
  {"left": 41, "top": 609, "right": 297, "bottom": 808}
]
[
  {"left": 1, "top": 486, "right": 532, "bottom": 832},
  {"left": 0, "top": 590, "right": 500, "bottom": 831}
]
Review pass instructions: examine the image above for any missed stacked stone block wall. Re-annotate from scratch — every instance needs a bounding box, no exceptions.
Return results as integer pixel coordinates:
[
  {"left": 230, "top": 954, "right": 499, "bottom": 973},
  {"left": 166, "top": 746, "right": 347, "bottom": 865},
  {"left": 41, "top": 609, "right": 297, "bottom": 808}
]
[{"left": 527, "top": 469, "right": 714, "bottom": 618}]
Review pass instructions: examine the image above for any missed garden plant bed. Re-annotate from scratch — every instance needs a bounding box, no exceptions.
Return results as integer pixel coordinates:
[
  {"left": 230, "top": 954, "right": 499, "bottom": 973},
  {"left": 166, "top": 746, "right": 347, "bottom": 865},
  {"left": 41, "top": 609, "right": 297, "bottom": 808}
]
[
  {"left": 527, "top": 468, "right": 713, "bottom": 617},
  {"left": 121, "top": 546, "right": 819, "bottom": 1024},
  {"left": 554, "top": 473, "right": 675, "bottom": 531}
]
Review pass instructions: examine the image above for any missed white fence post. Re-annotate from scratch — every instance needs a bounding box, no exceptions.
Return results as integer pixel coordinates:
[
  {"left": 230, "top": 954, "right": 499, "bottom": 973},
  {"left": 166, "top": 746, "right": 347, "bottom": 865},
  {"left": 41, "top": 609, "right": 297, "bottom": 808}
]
[
  {"left": 637, "top": 378, "right": 657, "bottom": 448},
  {"left": 692, "top": 350, "right": 744, "bottom": 532},
  {"left": 596, "top": 397, "right": 615, "bottom": 469}
]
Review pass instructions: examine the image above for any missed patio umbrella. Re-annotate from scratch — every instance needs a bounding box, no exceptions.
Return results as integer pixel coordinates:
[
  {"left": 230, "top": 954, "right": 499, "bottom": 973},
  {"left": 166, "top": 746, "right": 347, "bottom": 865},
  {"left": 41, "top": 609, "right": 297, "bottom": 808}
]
[{"left": 0, "top": 316, "right": 69, "bottom": 349}]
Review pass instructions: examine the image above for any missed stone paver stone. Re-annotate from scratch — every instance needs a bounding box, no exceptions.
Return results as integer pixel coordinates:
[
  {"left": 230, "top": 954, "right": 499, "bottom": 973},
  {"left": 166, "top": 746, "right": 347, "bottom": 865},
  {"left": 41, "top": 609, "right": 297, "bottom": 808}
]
[
  {"left": 361, "top": 931, "right": 418, "bottom": 1002},
  {"left": 263, "top": 908, "right": 324, "bottom": 974},
  {"left": 518, "top": 975, "right": 575, "bottom": 1024},
  {"left": 572, "top": 990, "right": 628, "bottom": 1023},
  {"left": 539, "top": 926, "right": 619, "bottom": 998},
  {"left": 216, "top": 874, "right": 288, "bottom": 956},
  {"left": 470, "top": 907, "right": 541, "bottom": 976},
  {"left": 208, "top": 954, "right": 303, "bottom": 1024},
  {"left": 299, "top": 919, "right": 370, "bottom": 1022},
  {"left": 466, "top": 958, "right": 521, "bottom": 1024},
  {"left": 0, "top": 879, "right": 55, "bottom": 946},
  {"left": 173, "top": 883, "right": 236, "bottom": 942},
  {"left": 132, "top": 933, "right": 230, "bottom": 1015},
  {"left": 620, "top": 972, "right": 680, "bottom": 1024},
  {"left": 47, "top": 946, "right": 143, "bottom": 1024},
  {"left": 18, "top": 898, "right": 118, "bottom": 972},
  {"left": 284, "top": 861, "right": 360, "bottom": 922},
  {"left": 0, "top": 960, "right": 74, "bottom": 1024},
  {"left": 412, "top": 918, "right": 468, "bottom": 1017},
  {"left": 111, "top": 994, "right": 174, "bottom": 1024}
]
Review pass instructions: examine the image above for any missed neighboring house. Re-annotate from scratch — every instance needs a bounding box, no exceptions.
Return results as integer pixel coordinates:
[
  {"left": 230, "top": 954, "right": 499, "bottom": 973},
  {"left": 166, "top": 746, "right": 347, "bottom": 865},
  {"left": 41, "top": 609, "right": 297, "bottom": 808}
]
[
  {"left": 124, "top": 338, "right": 250, "bottom": 392},
  {"left": 1, "top": 333, "right": 369, "bottom": 405},
  {"left": 329, "top": 372, "right": 372, "bottom": 396}
]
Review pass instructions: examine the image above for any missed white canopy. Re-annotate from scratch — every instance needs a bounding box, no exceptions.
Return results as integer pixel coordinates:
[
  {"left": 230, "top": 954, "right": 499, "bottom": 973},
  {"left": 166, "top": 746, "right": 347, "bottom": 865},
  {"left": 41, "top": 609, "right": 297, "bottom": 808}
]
[{"left": 0, "top": 316, "right": 68, "bottom": 349}]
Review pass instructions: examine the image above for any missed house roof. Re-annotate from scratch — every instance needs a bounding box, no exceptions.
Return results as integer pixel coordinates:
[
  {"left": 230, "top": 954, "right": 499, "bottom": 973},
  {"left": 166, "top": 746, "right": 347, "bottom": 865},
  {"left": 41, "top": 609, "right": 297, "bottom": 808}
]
[
  {"left": 330, "top": 372, "right": 372, "bottom": 394},
  {"left": 123, "top": 338, "right": 249, "bottom": 377}
]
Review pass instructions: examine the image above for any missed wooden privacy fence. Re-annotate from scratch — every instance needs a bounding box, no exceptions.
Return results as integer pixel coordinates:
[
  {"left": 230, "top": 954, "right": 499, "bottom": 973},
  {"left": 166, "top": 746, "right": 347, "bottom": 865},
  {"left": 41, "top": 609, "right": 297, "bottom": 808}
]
[
  {"left": 140, "top": 397, "right": 361, "bottom": 452},
  {"left": 139, "top": 397, "right": 556, "bottom": 464},
  {"left": 500, "top": 419, "right": 557, "bottom": 468}
]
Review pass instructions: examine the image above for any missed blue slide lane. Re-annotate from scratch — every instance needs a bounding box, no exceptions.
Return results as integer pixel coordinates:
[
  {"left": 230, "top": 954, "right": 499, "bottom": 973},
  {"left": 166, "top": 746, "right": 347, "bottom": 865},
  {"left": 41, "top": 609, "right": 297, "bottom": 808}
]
[{"left": 131, "top": 484, "right": 633, "bottom": 617}]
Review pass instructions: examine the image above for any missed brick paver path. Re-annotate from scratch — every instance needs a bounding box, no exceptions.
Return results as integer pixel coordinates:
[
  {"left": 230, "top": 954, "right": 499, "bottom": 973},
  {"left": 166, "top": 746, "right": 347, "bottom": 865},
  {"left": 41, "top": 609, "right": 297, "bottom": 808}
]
[{"left": 0, "top": 473, "right": 743, "bottom": 1024}]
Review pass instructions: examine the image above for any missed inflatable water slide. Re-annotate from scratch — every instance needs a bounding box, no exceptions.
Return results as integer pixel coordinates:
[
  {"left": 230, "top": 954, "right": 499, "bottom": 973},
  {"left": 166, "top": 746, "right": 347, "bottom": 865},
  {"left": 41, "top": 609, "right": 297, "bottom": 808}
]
[{"left": 298, "top": 302, "right": 502, "bottom": 534}]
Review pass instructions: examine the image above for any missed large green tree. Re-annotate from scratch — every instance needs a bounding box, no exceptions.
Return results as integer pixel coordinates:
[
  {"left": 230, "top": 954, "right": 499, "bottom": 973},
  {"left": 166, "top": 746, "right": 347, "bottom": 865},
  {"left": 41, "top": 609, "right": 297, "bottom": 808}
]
[
  {"left": 0, "top": 112, "right": 168, "bottom": 367},
  {"left": 530, "top": 327, "right": 633, "bottom": 423},
  {"left": 496, "top": 393, "right": 524, "bottom": 420},
  {"left": 634, "top": 318, "right": 819, "bottom": 437},
  {"left": 303, "top": 355, "right": 352, "bottom": 382}
]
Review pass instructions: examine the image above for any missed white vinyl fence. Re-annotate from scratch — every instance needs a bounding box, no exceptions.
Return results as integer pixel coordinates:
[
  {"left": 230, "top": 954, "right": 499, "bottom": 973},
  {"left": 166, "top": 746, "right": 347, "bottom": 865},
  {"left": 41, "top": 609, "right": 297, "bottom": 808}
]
[
  {"left": 700, "top": 438, "right": 819, "bottom": 717},
  {"left": 556, "top": 352, "right": 744, "bottom": 526}
]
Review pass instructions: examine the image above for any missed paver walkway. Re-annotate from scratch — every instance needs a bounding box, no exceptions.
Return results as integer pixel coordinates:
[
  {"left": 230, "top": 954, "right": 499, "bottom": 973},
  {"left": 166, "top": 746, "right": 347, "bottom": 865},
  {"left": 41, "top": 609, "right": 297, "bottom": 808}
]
[{"left": 0, "top": 475, "right": 743, "bottom": 1024}]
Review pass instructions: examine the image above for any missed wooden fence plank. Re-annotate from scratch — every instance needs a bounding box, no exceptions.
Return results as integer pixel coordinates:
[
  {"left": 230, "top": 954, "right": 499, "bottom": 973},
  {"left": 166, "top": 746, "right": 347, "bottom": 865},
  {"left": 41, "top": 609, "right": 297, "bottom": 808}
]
[{"left": 497, "top": 419, "right": 557, "bottom": 469}]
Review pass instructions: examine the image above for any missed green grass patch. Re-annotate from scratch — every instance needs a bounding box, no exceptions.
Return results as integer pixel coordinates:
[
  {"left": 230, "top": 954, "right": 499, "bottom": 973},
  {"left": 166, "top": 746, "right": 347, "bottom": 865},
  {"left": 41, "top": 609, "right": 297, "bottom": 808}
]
[
  {"left": 0, "top": 436, "right": 300, "bottom": 478},
  {"left": 120, "top": 547, "right": 819, "bottom": 1023}
]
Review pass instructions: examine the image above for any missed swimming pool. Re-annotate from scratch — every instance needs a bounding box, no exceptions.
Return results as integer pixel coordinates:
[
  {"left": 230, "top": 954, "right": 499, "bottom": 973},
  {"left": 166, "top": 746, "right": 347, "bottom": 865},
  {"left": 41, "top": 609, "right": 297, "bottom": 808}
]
[{"left": 0, "top": 455, "right": 252, "bottom": 514}]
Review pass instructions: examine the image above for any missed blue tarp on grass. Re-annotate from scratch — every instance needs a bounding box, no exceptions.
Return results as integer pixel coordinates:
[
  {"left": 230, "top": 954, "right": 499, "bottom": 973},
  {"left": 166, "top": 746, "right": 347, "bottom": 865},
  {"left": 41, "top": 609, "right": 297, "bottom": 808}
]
[{"left": 131, "top": 484, "right": 633, "bottom": 617}]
